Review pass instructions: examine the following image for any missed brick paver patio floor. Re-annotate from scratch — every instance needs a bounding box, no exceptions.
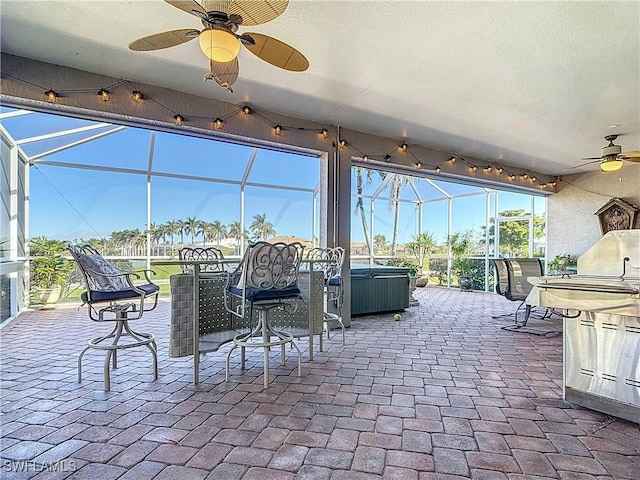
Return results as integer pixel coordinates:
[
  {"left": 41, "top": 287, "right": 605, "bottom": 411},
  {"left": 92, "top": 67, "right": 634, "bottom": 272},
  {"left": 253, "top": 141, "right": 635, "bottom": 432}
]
[{"left": 1, "top": 286, "right": 639, "bottom": 479}]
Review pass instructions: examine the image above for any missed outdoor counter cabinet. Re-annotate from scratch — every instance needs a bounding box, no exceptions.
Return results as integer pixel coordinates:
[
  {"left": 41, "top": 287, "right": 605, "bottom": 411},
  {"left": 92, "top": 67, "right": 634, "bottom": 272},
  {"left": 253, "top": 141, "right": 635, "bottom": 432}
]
[{"left": 152, "top": 259, "right": 324, "bottom": 384}]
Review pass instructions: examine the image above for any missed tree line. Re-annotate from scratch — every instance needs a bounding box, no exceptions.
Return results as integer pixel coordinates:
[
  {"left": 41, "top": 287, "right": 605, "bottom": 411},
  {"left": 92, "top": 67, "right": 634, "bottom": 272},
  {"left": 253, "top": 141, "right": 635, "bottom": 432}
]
[{"left": 70, "top": 213, "right": 276, "bottom": 256}]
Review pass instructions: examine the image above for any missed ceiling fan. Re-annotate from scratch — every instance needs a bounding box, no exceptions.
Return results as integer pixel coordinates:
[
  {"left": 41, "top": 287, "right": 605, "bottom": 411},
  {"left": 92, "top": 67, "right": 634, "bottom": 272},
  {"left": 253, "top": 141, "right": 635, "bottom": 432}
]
[
  {"left": 128, "top": 0, "right": 309, "bottom": 93},
  {"left": 566, "top": 135, "right": 640, "bottom": 172}
]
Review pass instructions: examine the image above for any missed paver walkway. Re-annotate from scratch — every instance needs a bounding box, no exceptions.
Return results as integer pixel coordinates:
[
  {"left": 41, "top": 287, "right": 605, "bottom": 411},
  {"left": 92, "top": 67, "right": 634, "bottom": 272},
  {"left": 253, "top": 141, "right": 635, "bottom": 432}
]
[{"left": 1, "top": 286, "right": 639, "bottom": 479}]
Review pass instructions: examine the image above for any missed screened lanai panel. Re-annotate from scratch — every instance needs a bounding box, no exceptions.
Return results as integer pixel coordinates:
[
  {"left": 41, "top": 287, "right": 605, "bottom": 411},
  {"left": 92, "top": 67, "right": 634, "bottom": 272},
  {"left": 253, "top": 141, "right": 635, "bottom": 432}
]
[
  {"left": 248, "top": 149, "right": 319, "bottom": 190},
  {"left": 243, "top": 186, "right": 313, "bottom": 240},
  {"left": 152, "top": 133, "right": 252, "bottom": 181},
  {"left": 351, "top": 195, "right": 372, "bottom": 245},
  {"left": 29, "top": 166, "right": 146, "bottom": 241},
  {"left": 414, "top": 178, "right": 451, "bottom": 201},
  {"left": 451, "top": 195, "right": 488, "bottom": 247},
  {"left": 0, "top": 108, "right": 103, "bottom": 143},
  {"left": 150, "top": 177, "right": 239, "bottom": 236},
  {"left": 430, "top": 179, "right": 485, "bottom": 197},
  {"left": 18, "top": 124, "right": 121, "bottom": 160},
  {"left": 29, "top": 128, "right": 150, "bottom": 170},
  {"left": 373, "top": 199, "right": 418, "bottom": 245},
  {"left": 351, "top": 167, "right": 383, "bottom": 197},
  {"left": 498, "top": 191, "right": 533, "bottom": 215},
  {"left": 422, "top": 199, "right": 449, "bottom": 245}
]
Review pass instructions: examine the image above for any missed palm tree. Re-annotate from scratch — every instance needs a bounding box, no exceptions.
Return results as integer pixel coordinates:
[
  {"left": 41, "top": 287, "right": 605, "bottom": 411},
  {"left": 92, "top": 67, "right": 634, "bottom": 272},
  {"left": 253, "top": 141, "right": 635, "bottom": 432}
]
[
  {"left": 208, "top": 220, "right": 228, "bottom": 247},
  {"left": 228, "top": 221, "right": 243, "bottom": 254},
  {"left": 250, "top": 213, "right": 276, "bottom": 241},
  {"left": 196, "top": 220, "right": 210, "bottom": 246},
  {"left": 177, "top": 219, "right": 188, "bottom": 246},
  {"left": 389, "top": 174, "right": 413, "bottom": 256},
  {"left": 184, "top": 216, "right": 198, "bottom": 245},
  {"left": 354, "top": 167, "right": 372, "bottom": 256},
  {"left": 165, "top": 220, "right": 180, "bottom": 255},
  {"left": 373, "top": 234, "right": 388, "bottom": 255}
]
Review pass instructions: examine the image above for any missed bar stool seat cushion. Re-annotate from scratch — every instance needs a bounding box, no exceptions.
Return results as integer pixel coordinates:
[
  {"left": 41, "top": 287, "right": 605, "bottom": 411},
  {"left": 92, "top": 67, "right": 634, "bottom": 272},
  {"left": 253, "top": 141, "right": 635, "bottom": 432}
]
[
  {"left": 81, "top": 283, "right": 159, "bottom": 303},
  {"left": 228, "top": 285, "right": 301, "bottom": 302}
]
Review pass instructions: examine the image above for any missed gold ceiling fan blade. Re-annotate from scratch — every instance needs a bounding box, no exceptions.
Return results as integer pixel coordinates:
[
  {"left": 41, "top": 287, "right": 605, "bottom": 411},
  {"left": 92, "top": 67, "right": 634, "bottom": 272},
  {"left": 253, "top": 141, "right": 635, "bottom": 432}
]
[
  {"left": 242, "top": 32, "right": 308, "bottom": 71},
  {"left": 204, "top": 57, "right": 240, "bottom": 93},
  {"left": 129, "top": 29, "right": 199, "bottom": 51},
  {"left": 229, "top": 0, "right": 288, "bottom": 26},
  {"left": 165, "top": 0, "right": 207, "bottom": 17},
  {"left": 620, "top": 151, "right": 640, "bottom": 161}
]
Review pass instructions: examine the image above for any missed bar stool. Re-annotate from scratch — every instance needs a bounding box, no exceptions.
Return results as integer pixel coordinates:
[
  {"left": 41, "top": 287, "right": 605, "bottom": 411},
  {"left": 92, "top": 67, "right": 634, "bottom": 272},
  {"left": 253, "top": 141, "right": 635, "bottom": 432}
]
[{"left": 223, "top": 241, "right": 304, "bottom": 388}]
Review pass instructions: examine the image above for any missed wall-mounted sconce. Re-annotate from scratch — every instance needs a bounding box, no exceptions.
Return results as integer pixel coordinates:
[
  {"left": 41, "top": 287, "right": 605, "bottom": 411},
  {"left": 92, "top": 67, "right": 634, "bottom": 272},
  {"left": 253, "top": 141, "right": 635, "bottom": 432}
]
[
  {"left": 98, "top": 88, "right": 110, "bottom": 102},
  {"left": 44, "top": 89, "right": 59, "bottom": 103}
]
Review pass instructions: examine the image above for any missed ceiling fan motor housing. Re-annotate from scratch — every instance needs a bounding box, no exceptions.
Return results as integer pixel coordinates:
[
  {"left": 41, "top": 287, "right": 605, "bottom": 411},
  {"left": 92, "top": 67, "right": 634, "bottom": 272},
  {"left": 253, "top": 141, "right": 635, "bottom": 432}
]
[{"left": 601, "top": 144, "right": 622, "bottom": 157}]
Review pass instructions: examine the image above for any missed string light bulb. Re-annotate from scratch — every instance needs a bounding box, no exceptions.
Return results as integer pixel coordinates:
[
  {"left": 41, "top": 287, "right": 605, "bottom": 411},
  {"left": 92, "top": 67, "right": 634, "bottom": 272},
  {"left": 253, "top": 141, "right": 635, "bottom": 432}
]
[
  {"left": 339, "top": 139, "right": 347, "bottom": 148},
  {"left": 400, "top": 142, "right": 408, "bottom": 151},
  {"left": 435, "top": 166, "right": 441, "bottom": 173},
  {"left": 530, "top": 175, "right": 537, "bottom": 182},
  {"left": 550, "top": 181, "right": 557, "bottom": 187},
  {"left": 521, "top": 173, "right": 528, "bottom": 180},
  {"left": 173, "top": 114, "right": 184, "bottom": 125},
  {"left": 414, "top": 161, "right": 423, "bottom": 169},
  {"left": 362, "top": 155, "right": 369, "bottom": 162},
  {"left": 44, "top": 89, "right": 59, "bottom": 103},
  {"left": 131, "top": 90, "right": 143, "bottom": 103},
  {"left": 242, "top": 105, "right": 253, "bottom": 115},
  {"left": 484, "top": 166, "right": 492, "bottom": 173},
  {"left": 509, "top": 174, "right": 516, "bottom": 180},
  {"left": 384, "top": 154, "right": 391, "bottom": 162},
  {"left": 274, "top": 124, "right": 282, "bottom": 135},
  {"left": 98, "top": 88, "right": 110, "bottom": 102},
  {"left": 470, "top": 165, "right": 477, "bottom": 172},
  {"left": 449, "top": 156, "right": 457, "bottom": 164},
  {"left": 497, "top": 166, "right": 504, "bottom": 174},
  {"left": 213, "top": 117, "right": 224, "bottom": 129},
  {"left": 320, "top": 128, "right": 329, "bottom": 139}
]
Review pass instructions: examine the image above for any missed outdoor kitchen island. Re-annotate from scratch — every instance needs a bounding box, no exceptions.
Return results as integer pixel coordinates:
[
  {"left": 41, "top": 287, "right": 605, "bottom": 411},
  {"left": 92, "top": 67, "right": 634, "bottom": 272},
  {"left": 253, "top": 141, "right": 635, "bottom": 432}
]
[{"left": 527, "top": 230, "right": 640, "bottom": 424}]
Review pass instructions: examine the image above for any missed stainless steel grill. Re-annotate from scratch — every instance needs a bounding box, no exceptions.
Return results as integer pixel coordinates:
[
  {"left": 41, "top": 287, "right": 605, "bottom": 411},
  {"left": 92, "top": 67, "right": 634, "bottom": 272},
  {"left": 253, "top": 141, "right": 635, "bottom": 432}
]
[{"left": 529, "top": 229, "right": 640, "bottom": 423}]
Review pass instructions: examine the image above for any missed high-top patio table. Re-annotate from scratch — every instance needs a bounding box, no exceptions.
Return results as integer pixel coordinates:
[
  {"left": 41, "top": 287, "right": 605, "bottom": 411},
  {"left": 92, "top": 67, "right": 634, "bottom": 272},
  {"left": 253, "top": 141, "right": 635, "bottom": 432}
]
[{"left": 152, "top": 259, "right": 324, "bottom": 384}]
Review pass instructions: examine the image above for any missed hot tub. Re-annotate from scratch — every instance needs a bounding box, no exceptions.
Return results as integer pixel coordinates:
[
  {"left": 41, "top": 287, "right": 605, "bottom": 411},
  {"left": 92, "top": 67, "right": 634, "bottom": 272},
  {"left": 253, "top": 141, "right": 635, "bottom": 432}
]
[{"left": 351, "top": 264, "right": 410, "bottom": 316}]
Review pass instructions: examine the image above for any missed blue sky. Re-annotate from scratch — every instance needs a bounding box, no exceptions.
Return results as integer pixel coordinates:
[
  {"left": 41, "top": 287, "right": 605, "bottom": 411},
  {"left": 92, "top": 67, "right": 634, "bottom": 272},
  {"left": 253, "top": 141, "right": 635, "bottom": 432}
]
[{"left": 2, "top": 106, "right": 545, "bottom": 246}]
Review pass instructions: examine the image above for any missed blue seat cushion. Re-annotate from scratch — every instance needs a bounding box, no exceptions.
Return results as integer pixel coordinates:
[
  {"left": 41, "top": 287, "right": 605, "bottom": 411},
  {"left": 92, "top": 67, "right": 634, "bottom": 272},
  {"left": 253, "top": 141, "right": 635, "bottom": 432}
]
[
  {"left": 82, "top": 283, "right": 159, "bottom": 303},
  {"left": 327, "top": 275, "right": 342, "bottom": 286},
  {"left": 228, "top": 285, "right": 301, "bottom": 302}
]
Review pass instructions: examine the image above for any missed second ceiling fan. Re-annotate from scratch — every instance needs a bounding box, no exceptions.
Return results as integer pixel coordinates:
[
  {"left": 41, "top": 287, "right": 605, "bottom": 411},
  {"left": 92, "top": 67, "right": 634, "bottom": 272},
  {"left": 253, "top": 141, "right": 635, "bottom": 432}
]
[{"left": 129, "top": 0, "right": 309, "bottom": 93}]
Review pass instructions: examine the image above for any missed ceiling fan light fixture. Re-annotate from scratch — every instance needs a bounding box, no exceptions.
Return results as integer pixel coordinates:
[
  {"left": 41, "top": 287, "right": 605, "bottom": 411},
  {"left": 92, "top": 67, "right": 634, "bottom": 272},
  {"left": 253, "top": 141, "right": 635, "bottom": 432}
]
[
  {"left": 600, "top": 157, "right": 623, "bottom": 172},
  {"left": 199, "top": 28, "right": 240, "bottom": 63}
]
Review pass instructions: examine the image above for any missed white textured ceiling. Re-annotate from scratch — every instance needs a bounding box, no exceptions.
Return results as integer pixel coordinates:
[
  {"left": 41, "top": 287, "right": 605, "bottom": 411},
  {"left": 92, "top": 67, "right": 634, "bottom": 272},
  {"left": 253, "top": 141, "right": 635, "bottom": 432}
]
[{"left": 1, "top": 0, "right": 639, "bottom": 175}]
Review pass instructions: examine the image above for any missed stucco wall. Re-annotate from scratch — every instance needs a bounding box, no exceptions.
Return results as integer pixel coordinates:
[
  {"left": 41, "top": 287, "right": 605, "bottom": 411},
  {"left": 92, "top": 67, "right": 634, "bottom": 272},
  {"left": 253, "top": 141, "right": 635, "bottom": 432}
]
[{"left": 547, "top": 163, "right": 640, "bottom": 259}]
